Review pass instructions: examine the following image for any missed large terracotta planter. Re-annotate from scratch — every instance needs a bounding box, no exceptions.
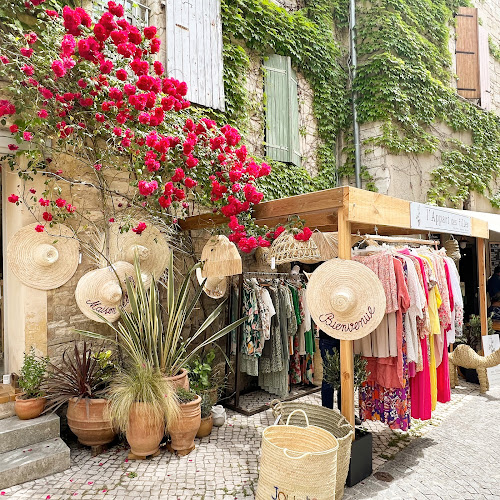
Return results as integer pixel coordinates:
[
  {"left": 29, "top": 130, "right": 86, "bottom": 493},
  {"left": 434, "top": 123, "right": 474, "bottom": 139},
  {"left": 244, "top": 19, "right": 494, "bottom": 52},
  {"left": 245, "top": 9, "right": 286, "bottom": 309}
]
[
  {"left": 168, "top": 395, "right": 201, "bottom": 455},
  {"left": 165, "top": 368, "right": 189, "bottom": 391},
  {"left": 126, "top": 402, "right": 164, "bottom": 458},
  {"left": 67, "top": 398, "right": 115, "bottom": 447},
  {"left": 196, "top": 414, "right": 213, "bottom": 438},
  {"left": 14, "top": 396, "right": 46, "bottom": 420}
]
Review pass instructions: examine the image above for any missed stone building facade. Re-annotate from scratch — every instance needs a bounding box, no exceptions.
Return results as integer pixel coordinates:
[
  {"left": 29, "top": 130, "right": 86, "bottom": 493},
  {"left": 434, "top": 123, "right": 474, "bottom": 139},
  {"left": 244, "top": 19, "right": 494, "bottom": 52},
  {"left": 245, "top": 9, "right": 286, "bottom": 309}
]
[{"left": 2, "top": 0, "right": 500, "bottom": 373}]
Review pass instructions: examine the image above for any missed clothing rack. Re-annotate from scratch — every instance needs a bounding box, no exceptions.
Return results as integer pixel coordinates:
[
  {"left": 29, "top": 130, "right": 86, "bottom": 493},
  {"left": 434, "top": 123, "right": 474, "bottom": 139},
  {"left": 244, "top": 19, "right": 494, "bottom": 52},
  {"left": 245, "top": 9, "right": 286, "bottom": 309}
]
[
  {"left": 363, "top": 234, "right": 440, "bottom": 247},
  {"left": 223, "top": 272, "right": 319, "bottom": 416}
]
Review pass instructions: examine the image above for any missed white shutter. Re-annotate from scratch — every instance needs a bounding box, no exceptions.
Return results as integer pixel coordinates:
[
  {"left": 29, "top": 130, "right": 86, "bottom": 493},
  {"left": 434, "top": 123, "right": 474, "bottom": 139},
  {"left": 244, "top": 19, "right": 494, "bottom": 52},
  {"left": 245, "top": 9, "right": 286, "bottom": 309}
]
[
  {"left": 478, "top": 26, "right": 491, "bottom": 111},
  {"left": 166, "top": 0, "right": 225, "bottom": 111}
]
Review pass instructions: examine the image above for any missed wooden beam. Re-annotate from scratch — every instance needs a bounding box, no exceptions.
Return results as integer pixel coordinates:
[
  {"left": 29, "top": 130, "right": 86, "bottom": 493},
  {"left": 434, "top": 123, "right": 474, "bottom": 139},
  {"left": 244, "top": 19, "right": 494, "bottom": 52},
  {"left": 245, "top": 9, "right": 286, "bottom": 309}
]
[
  {"left": 347, "top": 187, "right": 411, "bottom": 229},
  {"left": 471, "top": 218, "right": 489, "bottom": 239},
  {"left": 338, "top": 205, "right": 355, "bottom": 431},
  {"left": 178, "top": 212, "right": 227, "bottom": 231},
  {"left": 253, "top": 187, "right": 345, "bottom": 219},
  {"left": 478, "top": 237, "right": 488, "bottom": 336},
  {"left": 254, "top": 209, "right": 339, "bottom": 230}
]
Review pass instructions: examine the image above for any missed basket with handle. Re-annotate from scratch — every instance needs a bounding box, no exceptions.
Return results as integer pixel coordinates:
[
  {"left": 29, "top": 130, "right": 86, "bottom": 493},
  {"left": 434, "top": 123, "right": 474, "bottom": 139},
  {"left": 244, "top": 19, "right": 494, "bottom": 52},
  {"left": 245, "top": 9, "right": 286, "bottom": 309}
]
[
  {"left": 270, "top": 401, "right": 354, "bottom": 500},
  {"left": 256, "top": 409, "right": 339, "bottom": 500}
]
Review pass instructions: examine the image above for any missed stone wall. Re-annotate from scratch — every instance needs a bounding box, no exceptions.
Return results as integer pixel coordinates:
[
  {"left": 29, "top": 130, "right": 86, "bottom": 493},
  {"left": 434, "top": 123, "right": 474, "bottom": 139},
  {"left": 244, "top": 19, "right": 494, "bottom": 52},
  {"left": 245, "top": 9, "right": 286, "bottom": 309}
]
[{"left": 475, "top": 0, "right": 500, "bottom": 114}]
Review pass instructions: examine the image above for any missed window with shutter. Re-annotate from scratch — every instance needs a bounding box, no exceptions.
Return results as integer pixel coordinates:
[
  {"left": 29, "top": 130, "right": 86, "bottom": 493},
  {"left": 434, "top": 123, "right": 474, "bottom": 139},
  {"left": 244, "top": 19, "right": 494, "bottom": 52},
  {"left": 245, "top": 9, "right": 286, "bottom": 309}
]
[
  {"left": 93, "top": 0, "right": 150, "bottom": 28},
  {"left": 478, "top": 26, "right": 491, "bottom": 111},
  {"left": 455, "top": 7, "right": 480, "bottom": 99},
  {"left": 166, "top": 0, "right": 225, "bottom": 111},
  {"left": 264, "top": 54, "right": 301, "bottom": 167}
]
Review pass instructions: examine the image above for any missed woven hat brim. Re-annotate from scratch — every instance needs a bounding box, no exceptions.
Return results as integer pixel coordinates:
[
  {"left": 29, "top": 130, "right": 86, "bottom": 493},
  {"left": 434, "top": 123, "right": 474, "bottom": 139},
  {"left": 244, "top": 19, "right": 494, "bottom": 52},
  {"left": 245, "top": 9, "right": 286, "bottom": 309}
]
[
  {"left": 196, "top": 267, "right": 227, "bottom": 299},
  {"left": 75, "top": 261, "right": 135, "bottom": 323},
  {"left": 306, "top": 259, "right": 386, "bottom": 340},
  {"left": 102, "top": 221, "right": 170, "bottom": 278},
  {"left": 7, "top": 223, "right": 80, "bottom": 290}
]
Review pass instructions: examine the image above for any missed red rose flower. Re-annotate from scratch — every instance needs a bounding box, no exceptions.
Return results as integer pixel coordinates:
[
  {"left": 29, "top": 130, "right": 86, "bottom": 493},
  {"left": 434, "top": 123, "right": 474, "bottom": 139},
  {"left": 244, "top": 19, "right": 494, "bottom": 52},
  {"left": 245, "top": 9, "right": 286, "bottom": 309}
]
[
  {"left": 8, "top": 194, "right": 19, "bottom": 203},
  {"left": 8, "top": 144, "right": 18, "bottom": 151},
  {"left": 116, "top": 68, "right": 127, "bottom": 81},
  {"left": 144, "top": 26, "right": 157, "bottom": 39},
  {"left": 132, "top": 222, "right": 147, "bottom": 234},
  {"left": 158, "top": 195, "right": 172, "bottom": 208},
  {"left": 20, "top": 48, "right": 33, "bottom": 58},
  {"left": 42, "top": 211, "right": 53, "bottom": 221},
  {"left": 35, "top": 224, "right": 45, "bottom": 232},
  {"left": 9, "top": 124, "right": 18, "bottom": 133},
  {"left": 23, "top": 131, "right": 33, "bottom": 141}
]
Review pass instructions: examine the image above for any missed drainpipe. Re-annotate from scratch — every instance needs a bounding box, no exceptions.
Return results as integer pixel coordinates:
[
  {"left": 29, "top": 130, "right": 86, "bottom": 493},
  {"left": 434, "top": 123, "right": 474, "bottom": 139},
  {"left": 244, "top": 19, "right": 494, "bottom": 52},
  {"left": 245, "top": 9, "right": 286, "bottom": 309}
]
[{"left": 349, "top": 0, "right": 362, "bottom": 188}]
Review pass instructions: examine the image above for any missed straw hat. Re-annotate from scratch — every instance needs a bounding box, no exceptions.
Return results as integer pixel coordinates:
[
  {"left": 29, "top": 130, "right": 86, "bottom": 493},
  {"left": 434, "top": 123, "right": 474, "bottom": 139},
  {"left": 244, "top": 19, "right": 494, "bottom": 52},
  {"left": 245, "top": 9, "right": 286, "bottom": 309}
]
[
  {"left": 300, "top": 232, "right": 363, "bottom": 264},
  {"left": 7, "top": 223, "right": 80, "bottom": 290},
  {"left": 268, "top": 231, "right": 320, "bottom": 266},
  {"left": 102, "top": 222, "right": 170, "bottom": 278},
  {"left": 306, "top": 259, "right": 386, "bottom": 340},
  {"left": 75, "top": 261, "right": 136, "bottom": 323},
  {"left": 200, "top": 235, "right": 242, "bottom": 278},
  {"left": 196, "top": 267, "right": 227, "bottom": 299}
]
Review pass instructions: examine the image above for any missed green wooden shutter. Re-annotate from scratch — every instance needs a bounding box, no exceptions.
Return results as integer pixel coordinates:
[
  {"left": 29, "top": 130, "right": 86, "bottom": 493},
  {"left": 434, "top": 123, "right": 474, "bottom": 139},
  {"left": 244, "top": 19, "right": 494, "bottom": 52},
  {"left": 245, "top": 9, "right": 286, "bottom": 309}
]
[{"left": 264, "top": 54, "right": 301, "bottom": 167}]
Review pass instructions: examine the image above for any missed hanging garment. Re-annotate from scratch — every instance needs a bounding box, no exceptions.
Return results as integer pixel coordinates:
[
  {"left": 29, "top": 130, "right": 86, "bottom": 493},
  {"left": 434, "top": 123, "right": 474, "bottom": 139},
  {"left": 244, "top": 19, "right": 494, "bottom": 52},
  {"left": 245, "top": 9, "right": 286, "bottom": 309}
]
[
  {"left": 444, "top": 256, "right": 464, "bottom": 342},
  {"left": 436, "top": 331, "right": 451, "bottom": 404},
  {"left": 410, "top": 336, "right": 432, "bottom": 420},
  {"left": 240, "top": 283, "right": 262, "bottom": 377},
  {"left": 353, "top": 253, "right": 399, "bottom": 313},
  {"left": 257, "top": 286, "right": 276, "bottom": 341},
  {"left": 259, "top": 287, "right": 288, "bottom": 398}
]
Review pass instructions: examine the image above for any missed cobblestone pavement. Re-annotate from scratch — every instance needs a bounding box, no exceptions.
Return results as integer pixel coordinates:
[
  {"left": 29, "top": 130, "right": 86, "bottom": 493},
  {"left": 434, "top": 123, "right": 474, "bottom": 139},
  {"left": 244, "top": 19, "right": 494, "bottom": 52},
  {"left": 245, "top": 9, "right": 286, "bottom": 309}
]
[{"left": 0, "top": 380, "right": 493, "bottom": 499}]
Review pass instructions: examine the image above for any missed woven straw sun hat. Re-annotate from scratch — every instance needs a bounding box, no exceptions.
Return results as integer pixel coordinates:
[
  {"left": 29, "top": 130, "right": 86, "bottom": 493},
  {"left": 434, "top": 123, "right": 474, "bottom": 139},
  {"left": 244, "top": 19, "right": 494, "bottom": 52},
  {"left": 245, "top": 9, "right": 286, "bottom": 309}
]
[
  {"left": 196, "top": 267, "right": 227, "bottom": 299},
  {"left": 75, "top": 261, "right": 136, "bottom": 323},
  {"left": 101, "top": 221, "right": 170, "bottom": 279},
  {"left": 201, "top": 235, "right": 242, "bottom": 278},
  {"left": 268, "top": 231, "right": 320, "bottom": 266},
  {"left": 306, "top": 259, "right": 386, "bottom": 340},
  {"left": 7, "top": 223, "right": 80, "bottom": 290}
]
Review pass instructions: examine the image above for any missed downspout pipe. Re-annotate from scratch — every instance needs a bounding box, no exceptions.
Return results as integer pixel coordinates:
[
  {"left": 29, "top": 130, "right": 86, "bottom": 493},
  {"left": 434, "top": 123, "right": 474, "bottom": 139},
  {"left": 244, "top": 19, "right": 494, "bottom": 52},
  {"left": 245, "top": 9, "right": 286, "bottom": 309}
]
[{"left": 349, "top": 0, "right": 362, "bottom": 188}]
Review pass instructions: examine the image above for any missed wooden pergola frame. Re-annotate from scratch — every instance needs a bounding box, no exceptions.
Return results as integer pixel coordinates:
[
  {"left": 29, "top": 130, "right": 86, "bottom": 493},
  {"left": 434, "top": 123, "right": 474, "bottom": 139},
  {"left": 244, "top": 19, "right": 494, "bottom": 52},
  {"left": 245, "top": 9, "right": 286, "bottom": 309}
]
[{"left": 180, "top": 186, "right": 490, "bottom": 428}]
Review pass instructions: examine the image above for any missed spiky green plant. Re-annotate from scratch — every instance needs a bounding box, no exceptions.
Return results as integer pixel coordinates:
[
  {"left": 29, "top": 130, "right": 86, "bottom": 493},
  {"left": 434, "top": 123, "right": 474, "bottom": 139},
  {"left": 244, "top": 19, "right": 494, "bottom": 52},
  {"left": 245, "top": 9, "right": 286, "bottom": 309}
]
[
  {"left": 79, "top": 252, "right": 245, "bottom": 377},
  {"left": 106, "top": 363, "right": 180, "bottom": 433}
]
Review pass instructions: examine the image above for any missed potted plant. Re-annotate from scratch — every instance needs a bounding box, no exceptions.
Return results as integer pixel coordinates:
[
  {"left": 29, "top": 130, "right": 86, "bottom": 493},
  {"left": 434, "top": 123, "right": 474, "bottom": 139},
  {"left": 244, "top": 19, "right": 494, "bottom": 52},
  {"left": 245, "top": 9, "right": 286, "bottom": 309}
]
[
  {"left": 188, "top": 349, "right": 220, "bottom": 405},
  {"left": 81, "top": 253, "right": 245, "bottom": 389},
  {"left": 107, "top": 362, "right": 179, "bottom": 460},
  {"left": 44, "top": 342, "right": 116, "bottom": 450},
  {"left": 322, "top": 349, "right": 372, "bottom": 487},
  {"left": 196, "top": 392, "right": 214, "bottom": 438},
  {"left": 168, "top": 387, "right": 201, "bottom": 456},
  {"left": 15, "top": 348, "right": 48, "bottom": 420}
]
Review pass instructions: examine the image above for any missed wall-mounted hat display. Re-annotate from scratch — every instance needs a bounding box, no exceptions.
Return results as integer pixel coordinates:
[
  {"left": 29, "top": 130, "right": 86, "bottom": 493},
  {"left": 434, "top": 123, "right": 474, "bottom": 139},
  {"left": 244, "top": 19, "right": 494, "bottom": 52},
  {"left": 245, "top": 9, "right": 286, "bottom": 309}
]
[
  {"left": 7, "top": 223, "right": 80, "bottom": 290},
  {"left": 196, "top": 267, "right": 227, "bottom": 299},
  {"left": 306, "top": 259, "right": 386, "bottom": 340},
  {"left": 200, "top": 235, "right": 242, "bottom": 278},
  {"left": 74, "top": 261, "right": 136, "bottom": 323}
]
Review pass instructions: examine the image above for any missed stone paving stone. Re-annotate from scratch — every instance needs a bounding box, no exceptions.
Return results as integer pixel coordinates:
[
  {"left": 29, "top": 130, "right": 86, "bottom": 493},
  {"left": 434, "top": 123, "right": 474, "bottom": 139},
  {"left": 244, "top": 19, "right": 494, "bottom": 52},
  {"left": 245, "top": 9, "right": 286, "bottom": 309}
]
[{"left": 0, "top": 381, "right": 495, "bottom": 499}]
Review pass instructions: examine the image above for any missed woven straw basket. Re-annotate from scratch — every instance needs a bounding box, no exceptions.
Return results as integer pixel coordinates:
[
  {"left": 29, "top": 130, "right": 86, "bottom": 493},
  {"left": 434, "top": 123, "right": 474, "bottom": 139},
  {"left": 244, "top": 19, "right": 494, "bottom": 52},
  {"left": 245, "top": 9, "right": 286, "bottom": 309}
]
[
  {"left": 271, "top": 401, "right": 354, "bottom": 500},
  {"left": 268, "top": 231, "right": 320, "bottom": 266},
  {"left": 256, "top": 409, "right": 338, "bottom": 500}
]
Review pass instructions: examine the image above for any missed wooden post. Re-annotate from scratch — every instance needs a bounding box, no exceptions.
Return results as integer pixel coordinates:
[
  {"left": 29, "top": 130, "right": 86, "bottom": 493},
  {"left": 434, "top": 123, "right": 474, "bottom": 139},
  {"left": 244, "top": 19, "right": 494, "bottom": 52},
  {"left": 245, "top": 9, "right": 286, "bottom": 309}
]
[
  {"left": 337, "top": 207, "right": 355, "bottom": 429},
  {"left": 478, "top": 237, "right": 488, "bottom": 337}
]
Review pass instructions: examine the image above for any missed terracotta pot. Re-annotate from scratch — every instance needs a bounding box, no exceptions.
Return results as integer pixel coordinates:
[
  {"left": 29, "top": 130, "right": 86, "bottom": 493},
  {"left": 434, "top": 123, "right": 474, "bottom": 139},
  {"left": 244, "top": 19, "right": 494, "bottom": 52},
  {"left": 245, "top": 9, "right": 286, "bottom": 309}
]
[
  {"left": 14, "top": 396, "right": 46, "bottom": 420},
  {"left": 196, "top": 414, "right": 213, "bottom": 438},
  {"left": 165, "top": 368, "right": 189, "bottom": 391},
  {"left": 169, "top": 395, "right": 201, "bottom": 454},
  {"left": 67, "top": 398, "right": 115, "bottom": 447},
  {"left": 126, "top": 402, "right": 165, "bottom": 458}
]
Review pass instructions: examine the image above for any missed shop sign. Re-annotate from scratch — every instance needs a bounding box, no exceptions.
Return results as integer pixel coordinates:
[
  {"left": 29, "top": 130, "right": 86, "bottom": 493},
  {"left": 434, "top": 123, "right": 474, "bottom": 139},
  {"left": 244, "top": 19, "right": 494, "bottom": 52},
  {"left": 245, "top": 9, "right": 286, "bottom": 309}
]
[
  {"left": 482, "top": 334, "right": 500, "bottom": 388},
  {"left": 410, "top": 202, "right": 471, "bottom": 235}
]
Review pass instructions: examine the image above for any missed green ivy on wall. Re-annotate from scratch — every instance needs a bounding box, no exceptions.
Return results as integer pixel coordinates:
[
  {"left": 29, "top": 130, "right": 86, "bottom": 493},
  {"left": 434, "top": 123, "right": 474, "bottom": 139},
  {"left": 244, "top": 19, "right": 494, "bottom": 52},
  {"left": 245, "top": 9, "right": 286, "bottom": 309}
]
[
  {"left": 220, "top": 0, "right": 350, "bottom": 199},
  {"left": 489, "top": 35, "right": 500, "bottom": 62},
  {"left": 221, "top": 0, "right": 500, "bottom": 207},
  {"left": 341, "top": 0, "right": 500, "bottom": 206}
]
